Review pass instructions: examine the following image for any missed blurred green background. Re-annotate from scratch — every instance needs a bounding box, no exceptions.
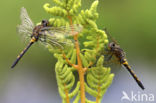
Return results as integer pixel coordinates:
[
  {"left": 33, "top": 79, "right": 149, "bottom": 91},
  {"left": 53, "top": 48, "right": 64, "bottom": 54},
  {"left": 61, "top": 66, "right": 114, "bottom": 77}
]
[{"left": 0, "top": 0, "right": 156, "bottom": 103}]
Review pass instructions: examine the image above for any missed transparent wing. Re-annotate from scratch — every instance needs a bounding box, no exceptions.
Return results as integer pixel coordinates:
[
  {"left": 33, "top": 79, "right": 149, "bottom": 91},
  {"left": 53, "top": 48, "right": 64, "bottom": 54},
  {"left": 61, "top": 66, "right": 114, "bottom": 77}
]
[
  {"left": 38, "top": 24, "right": 83, "bottom": 49},
  {"left": 17, "top": 7, "right": 34, "bottom": 39},
  {"left": 41, "top": 24, "right": 83, "bottom": 37},
  {"left": 39, "top": 31, "right": 74, "bottom": 49},
  {"left": 39, "top": 28, "right": 80, "bottom": 49},
  {"left": 46, "top": 35, "right": 73, "bottom": 49},
  {"left": 103, "top": 28, "right": 119, "bottom": 45},
  {"left": 104, "top": 55, "right": 121, "bottom": 69}
]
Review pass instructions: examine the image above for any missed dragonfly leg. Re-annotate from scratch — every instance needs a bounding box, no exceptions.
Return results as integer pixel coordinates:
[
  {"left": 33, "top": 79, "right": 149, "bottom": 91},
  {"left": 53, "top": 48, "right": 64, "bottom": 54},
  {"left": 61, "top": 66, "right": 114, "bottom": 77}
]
[
  {"left": 103, "top": 54, "right": 113, "bottom": 65},
  {"left": 43, "top": 33, "right": 46, "bottom": 42},
  {"left": 105, "top": 54, "right": 113, "bottom": 61}
]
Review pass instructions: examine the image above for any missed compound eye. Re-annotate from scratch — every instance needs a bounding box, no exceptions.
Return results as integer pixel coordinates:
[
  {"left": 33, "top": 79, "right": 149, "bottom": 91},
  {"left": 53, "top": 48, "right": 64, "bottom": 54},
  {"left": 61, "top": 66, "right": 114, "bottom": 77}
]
[
  {"left": 42, "top": 20, "right": 49, "bottom": 26},
  {"left": 110, "top": 42, "right": 115, "bottom": 48},
  {"left": 112, "top": 43, "right": 115, "bottom": 47},
  {"left": 42, "top": 20, "right": 46, "bottom": 24}
]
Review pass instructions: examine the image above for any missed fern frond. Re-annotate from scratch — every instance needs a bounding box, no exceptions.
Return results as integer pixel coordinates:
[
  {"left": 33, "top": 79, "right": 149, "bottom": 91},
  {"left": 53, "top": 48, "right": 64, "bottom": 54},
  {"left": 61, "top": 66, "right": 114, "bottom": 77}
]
[
  {"left": 42, "top": 0, "right": 114, "bottom": 103},
  {"left": 86, "top": 56, "right": 114, "bottom": 102},
  {"left": 44, "top": 3, "right": 68, "bottom": 17},
  {"left": 55, "top": 58, "right": 76, "bottom": 102}
]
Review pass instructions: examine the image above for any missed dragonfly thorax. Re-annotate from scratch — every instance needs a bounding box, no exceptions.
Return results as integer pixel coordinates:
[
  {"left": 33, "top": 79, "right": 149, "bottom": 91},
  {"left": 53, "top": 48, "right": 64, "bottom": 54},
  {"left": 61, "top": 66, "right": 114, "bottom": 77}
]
[
  {"left": 32, "top": 25, "right": 43, "bottom": 41},
  {"left": 31, "top": 20, "right": 49, "bottom": 41},
  {"left": 108, "top": 42, "right": 125, "bottom": 63}
]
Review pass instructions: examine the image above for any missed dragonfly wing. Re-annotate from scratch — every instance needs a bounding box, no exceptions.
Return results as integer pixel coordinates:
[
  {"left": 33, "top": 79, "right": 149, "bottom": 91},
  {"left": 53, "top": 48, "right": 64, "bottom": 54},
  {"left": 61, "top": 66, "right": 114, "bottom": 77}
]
[
  {"left": 17, "top": 7, "right": 34, "bottom": 39},
  {"left": 41, "top": 24, "right": 83, "bottom": 37},
  {"left": 38, "top": 24, "right": 82, "bottom": 49},
  {"left": 17, "top": 24, "right": 32, "bottom": 41},
  {"left": 103, "top": 28, "right": 119, "bottom": 45},
  {"left": 39, "top": 30, "right": 74, "bottom": 49},
  {"left": 20, "top": 7, "right": 34, "bottom": 30},
  {"left": 104, "top": 53, "right": 121, "bottom": 68}
]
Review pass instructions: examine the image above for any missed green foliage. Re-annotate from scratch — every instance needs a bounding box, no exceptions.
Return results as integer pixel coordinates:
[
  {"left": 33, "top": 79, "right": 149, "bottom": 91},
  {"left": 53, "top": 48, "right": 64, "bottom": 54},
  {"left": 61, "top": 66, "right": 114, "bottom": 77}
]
[
  {"left": 43, "top": 0, "right": 114, "bottom": 103},
  {"left": 55, "top": 57, "right": 80, "bottom": 103},
  {"left": 86, "top": 56, "right": 114, "bottom": 102}
]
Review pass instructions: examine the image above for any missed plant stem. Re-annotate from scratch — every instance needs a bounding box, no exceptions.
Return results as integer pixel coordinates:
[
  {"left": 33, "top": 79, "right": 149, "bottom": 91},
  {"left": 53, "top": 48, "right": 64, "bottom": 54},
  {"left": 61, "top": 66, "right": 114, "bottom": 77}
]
[
  {"left": 78, "top": 68, "right": 85, "bottom": 103},
  {"left": 95, "top": 36, "right": 101, "bottom": 103},
  {"left": 74, "top": 34, "right": 85, "bottom": 103},
  {"left": 64, "top": 83, "right": 70, "bottom": 103},
  {"left": 68, "top": 15, "right": 86, "bottom": 103},
  {"left": 62, "top": 52, "right": 77, "bottom": 69},
  {"left": 96, "top": 85, "right": 101, "bottom": 103}
]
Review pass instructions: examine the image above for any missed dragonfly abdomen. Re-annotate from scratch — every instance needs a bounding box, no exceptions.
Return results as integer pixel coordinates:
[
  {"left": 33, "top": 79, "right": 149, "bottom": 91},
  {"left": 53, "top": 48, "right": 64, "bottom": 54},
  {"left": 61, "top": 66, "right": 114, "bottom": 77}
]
[
  {"left": 122, "top": 60, "right": 145, "bottom": 90},
  {"left": 11, "top": 41, "right": 34, "bottom": 68}
]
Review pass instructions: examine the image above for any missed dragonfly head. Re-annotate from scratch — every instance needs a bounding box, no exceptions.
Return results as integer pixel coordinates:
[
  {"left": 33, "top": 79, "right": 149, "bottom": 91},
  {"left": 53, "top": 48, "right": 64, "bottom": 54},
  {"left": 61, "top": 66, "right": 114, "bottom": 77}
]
[
  {"left": 108, "top": 42, "right": 116, "bottom": 50},
  {"left": 41, "top": 20, "right": 49, "bottom": 27}
]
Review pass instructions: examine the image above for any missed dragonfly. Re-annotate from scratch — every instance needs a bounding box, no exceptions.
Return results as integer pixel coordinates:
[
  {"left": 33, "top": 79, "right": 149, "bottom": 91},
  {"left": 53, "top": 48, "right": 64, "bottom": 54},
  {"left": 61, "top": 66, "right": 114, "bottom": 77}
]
[
  {"left": 103, "top": 28, "right": 145, "bottom": 90},
  {"left": 11, "top": 7, "right": 83, "bottom": 68}
]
